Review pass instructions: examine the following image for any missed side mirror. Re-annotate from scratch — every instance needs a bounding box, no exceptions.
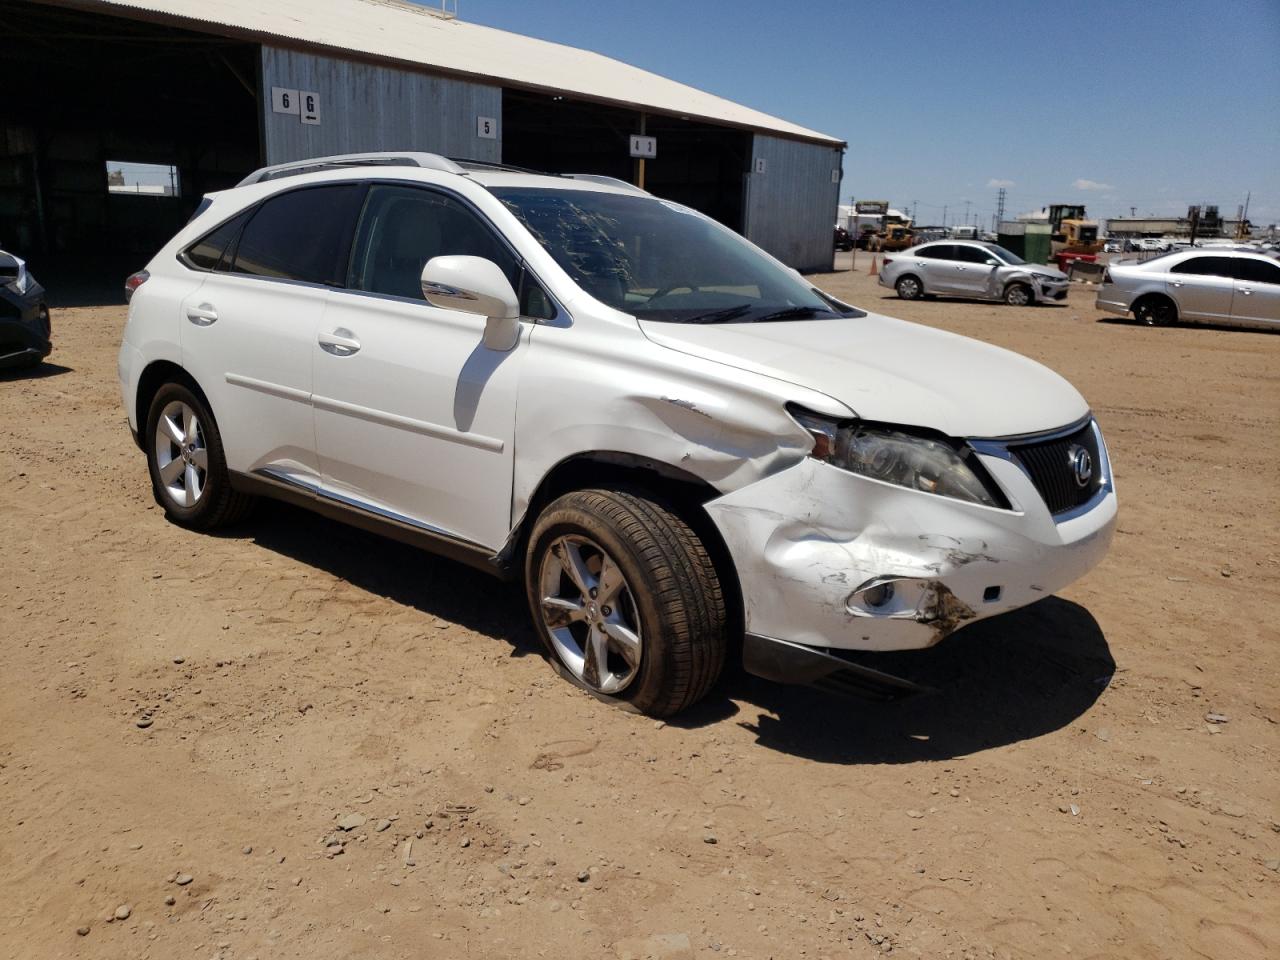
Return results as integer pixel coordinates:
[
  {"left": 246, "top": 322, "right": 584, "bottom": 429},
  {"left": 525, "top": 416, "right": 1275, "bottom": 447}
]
[
  {"left": 985, "top": 258, "right": 1000, "bottom": 266},
  {"left": 421, "top": 255, "right": 521, "bottom": 351}
]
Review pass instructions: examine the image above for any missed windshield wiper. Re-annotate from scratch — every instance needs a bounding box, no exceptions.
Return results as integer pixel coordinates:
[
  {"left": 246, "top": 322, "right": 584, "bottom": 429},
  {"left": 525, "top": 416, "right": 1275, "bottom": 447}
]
[
  {"left": 750, "top": 306, "right": 833, "bottom": 323},
  {"left": 681, "top": 303, "right": 755, "bottom": 324}
]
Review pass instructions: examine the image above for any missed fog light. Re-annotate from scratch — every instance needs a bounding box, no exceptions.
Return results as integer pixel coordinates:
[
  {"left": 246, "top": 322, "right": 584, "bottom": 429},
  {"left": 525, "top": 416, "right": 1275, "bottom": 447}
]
[{"left": 862, "top": 582, "right": 895, "bottom": 608}]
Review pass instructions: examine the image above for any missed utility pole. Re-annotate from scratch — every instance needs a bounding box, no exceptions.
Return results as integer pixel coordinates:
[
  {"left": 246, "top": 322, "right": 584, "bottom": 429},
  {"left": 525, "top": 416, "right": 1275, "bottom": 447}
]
[
  {"left": 1130, "top": 206, "right": 1136, "bottom": 218},
  {"left": 911, "top": 199, "right": 917, "bottom": 223},
  {"left": 995, "top": 186, "right": 1006, "bottom": 228},
  {"left": 943, "top": 204, "right": 948, "bottom": 229},
  {"left": 1237, "top": 191, "right": 1251, "bottom": 240},
  {"left": 963, "top": 199, "right": 971, "bottom": 225}
]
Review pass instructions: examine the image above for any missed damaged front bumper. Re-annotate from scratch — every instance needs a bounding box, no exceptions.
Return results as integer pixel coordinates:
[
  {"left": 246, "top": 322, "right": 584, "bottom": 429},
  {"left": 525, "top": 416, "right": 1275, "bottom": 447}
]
[{"left": 706, "top": 442, "right": 1116, "bottom": 656}]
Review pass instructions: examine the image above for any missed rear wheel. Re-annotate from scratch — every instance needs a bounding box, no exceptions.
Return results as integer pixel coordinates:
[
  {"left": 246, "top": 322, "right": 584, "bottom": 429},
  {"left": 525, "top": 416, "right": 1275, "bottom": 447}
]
[
  {"left": 1134, "top": 295, "right": 1176, "bottom": 326},
  {"left": 145, "top": 382, "right": 254, "bottom": 530},
  {"left": 1004, "top": 282, "right": 1033, "bottom": 306},
  {"left": 525, "top": 488, "right": 727, "bottom": 717},
  {"left": 896, "top": 275, "right": 923, "bottom": 300}
]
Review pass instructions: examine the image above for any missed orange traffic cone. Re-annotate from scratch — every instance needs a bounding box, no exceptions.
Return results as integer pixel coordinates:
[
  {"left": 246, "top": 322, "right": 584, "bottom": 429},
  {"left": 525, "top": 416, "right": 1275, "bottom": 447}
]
[{"left": 869, "top": 256, "right": 879, "bottom": 277}]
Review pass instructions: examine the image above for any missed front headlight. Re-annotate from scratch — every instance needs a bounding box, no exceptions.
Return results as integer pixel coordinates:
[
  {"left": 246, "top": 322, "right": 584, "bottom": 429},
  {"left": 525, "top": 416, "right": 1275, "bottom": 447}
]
[
  {"left": 6, "top": 258, "right": 32, "bottom": 295},
  {"left": 1035, "top": 273, "right": 1062, "bottom": 285},
  {"left": 791, "top": 409, "right": 1004, "bottom": 508}
]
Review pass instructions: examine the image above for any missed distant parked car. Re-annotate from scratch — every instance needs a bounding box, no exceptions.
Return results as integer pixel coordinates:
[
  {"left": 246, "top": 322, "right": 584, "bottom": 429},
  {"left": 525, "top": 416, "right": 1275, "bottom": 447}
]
[
  {"left": 1103, "top": 240, "right": 1124, "bottom": 253},
  {"left": 879, "top": 240, "right": 1069, "bottom": 305},
  {"left": 833, "top": 225, "right": 854, "bottom": 252},
  {"left": 0, "top": 249, "right": 51, "bottom": 370},
  {"left": 1097, "top": 249, "right": 1280, "bottom": 329}
]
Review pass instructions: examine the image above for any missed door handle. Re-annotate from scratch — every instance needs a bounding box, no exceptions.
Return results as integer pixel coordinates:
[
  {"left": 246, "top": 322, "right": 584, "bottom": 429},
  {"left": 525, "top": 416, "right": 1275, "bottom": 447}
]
[
  {"left": 186, "top": 303, "right": 218, "bottom": 326},
  {"left": 1238, "top": 287, "right": 1253, "bottom": 296},
  {"left": 1171, "top": 280, "right": 1184, "bottom": 287},
  {"left": 318, "top": 328, "right": 361, "bottom": 356}
]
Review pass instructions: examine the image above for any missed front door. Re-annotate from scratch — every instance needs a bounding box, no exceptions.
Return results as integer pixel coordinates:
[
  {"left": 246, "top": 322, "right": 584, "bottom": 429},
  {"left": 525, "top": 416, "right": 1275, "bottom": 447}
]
[
  {"left": 313, "top": 183, "right": 531, "bottom": 550},
  {"left": 951, "top": 244, "right": 1001, "bottom": 297}
]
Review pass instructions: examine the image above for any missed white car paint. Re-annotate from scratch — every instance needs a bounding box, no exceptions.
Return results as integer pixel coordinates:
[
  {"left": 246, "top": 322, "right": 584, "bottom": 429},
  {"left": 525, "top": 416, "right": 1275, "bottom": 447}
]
[{"left": 119, "top": 160, "right": 1116, "bottom": 667}]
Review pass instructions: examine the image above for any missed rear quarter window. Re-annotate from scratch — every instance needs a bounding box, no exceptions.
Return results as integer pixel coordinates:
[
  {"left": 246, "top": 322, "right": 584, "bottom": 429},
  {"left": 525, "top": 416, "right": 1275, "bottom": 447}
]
[{"left": 181, "top": 209, "right": 253, "bottom": 272}]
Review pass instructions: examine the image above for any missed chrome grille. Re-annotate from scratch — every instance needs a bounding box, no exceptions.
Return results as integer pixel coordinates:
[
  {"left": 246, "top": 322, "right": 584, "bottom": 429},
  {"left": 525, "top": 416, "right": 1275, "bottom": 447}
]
[{"left": 1008, "top": 422, "right": 1102, "bottom": 515}]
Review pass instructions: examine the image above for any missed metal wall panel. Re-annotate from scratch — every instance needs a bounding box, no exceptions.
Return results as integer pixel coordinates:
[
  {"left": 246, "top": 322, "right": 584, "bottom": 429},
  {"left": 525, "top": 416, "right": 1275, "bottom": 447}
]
[
  {"left": 260, "top": 46, "right": 502, "bottom": 165},
  {"left": 744, "top": 135, "right": 843, "bottom": 272}
]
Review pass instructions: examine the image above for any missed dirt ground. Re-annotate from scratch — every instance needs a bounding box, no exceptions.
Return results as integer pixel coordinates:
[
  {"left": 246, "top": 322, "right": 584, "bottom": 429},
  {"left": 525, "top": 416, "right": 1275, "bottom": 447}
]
[{"left": 2, "top": 265, "right": 1277, "bottom": 960}]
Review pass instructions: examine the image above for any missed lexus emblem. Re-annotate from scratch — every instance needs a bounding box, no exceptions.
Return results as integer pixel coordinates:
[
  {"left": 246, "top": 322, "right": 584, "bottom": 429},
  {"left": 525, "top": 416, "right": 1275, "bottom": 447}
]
[{"left": 1068, "top": 444, "right": 1093, "bottom": 488}]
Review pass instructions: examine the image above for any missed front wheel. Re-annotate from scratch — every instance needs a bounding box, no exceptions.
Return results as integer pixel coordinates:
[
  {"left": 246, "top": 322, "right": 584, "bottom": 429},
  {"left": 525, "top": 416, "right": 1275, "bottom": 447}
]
[
  {"left": 525, "top": 488, "right": 727, "bottom": 717},
  {"left": 1004, "top": 282, "right": 1033, "bottom": 306}
]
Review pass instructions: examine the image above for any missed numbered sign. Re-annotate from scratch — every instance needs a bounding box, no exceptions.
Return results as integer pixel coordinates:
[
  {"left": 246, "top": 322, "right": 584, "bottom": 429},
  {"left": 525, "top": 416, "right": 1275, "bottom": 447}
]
[
  {"left": 271, "top": 87, "right": 300, "bottom": 115},
  {"left": 629, "top": 135, "right": 657, "bottom": 159},
  {"left": 476, "top": 116, "right": 497, "bottom": 139},
  {"left": 300, "top": 91, "right": 321, "bottom": 125}
]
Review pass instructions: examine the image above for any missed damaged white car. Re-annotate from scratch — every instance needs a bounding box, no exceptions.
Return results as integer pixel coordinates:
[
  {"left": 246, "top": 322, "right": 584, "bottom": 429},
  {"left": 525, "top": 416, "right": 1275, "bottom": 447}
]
[{"left": 118, "top": 153, "right": 1116, "bottom": 716}]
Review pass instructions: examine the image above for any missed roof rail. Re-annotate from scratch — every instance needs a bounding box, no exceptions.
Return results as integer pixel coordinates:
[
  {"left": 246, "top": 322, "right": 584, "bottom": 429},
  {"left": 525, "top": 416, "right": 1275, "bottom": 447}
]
[
  {"left": 562, "top": 173, "right": 650, "bottom": 195},
  {"left": 237, "top": 152, "right": 464, "bottom": 187}
]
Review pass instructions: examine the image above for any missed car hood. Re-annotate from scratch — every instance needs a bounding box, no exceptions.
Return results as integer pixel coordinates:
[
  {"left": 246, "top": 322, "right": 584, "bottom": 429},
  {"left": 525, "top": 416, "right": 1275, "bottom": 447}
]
[
  {"left": 638, "top": 311, "right": 1089, "bottom": 438},
  {"left": 1026, "top": 266, "right": 1068, "bottom": 280}
]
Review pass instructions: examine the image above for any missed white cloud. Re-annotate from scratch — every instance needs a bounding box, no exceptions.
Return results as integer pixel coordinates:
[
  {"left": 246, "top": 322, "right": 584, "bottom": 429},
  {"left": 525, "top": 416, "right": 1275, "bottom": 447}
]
[
  {"left": 987, "top": 178, "right": 1015, "bottom": 189},
  {"left": 1073, "top": 178, "right": 1114, "bottom": 191}
]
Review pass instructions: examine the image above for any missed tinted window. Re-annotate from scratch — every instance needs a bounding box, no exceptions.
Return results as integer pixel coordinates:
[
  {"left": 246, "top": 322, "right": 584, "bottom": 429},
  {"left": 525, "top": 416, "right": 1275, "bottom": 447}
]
[
  {"left": 954, "top": 245, "right": 993, "bottom": 264},
  {"left": 183, "top": 210, "right": 252, "bottom": 271},
  {"left": 988, "top": 244, "right": 1026, "bottom": 265},
  {"left": 233, "top": 184, "right": 364, "bottom": 285},
  {"left": 916, "top": 244, "right": 953, "bottom": 260},
  {"left": 348, "top": 185, "right": 517, "bottom": 295},
  {"left": 1170, "top": 256, "right": 1235, "bottom": 279},
  {"left": 1235, "top": 257, "right": 1280, "bottom": 285}
]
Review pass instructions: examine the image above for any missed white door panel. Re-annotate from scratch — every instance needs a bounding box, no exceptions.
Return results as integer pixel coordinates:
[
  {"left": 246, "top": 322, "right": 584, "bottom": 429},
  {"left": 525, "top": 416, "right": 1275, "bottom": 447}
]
[
  {"left": 179, "top": 274, "right": 323, "bottom": 483},
  {"left": 314, "top": 290, "right": 525, "bottom": 550}
]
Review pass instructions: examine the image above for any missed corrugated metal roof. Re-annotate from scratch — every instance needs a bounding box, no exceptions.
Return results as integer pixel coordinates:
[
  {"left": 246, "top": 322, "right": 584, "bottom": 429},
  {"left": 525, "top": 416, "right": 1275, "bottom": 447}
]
[{"left": 74, "top": 0, "right": 844, "bottom": 146}]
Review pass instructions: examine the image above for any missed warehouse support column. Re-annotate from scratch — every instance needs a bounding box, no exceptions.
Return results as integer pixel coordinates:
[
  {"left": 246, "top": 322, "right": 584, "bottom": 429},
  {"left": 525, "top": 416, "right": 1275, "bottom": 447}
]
[{"left": 634, "top": 113, "right": 646, "bottom": 190}]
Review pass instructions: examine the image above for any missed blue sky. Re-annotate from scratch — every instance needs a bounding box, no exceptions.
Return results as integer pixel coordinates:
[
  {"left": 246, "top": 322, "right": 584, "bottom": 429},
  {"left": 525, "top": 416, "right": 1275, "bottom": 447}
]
[{"left": 439, "top": 0, "right": 1280, "bottom": 227}]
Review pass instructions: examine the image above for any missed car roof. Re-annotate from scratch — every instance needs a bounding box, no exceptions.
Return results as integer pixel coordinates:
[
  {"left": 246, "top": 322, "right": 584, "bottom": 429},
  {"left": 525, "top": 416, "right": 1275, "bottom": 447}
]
[{"left": 233, "top": 152, "right": 648, "bottom": 199}]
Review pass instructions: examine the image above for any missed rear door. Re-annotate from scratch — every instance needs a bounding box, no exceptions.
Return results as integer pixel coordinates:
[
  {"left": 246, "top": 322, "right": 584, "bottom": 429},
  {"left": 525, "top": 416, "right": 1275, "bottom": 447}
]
[
  {"left": 912, "top": 244, "right": 960, "bottom": 294},
  {"left": 1167, "top": 255, "right": 1235, "bottom": 323},
  {"left": 1230, "top": 256, "right": 1280, "bottom": 327},
  {"left": 179, "top": 183, "right": 365, "bottom": 486}
]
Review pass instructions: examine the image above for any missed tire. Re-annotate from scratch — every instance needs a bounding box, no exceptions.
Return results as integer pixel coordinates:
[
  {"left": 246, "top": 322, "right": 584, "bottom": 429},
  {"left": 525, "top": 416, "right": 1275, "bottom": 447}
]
[
  {"left": 145, "top": 382, "right": 254, "bottom": 530},
  {"left": 525, "top": 488, "right": 727, "bottom": 717},
  {"left": 1004, "top": 282, "right": 1033, "bottom": 306},
  {"left": 896, "top": 275, "right": 923, "bottom": 300},
  {"left": 1133, "top": 295, "right": 1176, "bottom": 327}
]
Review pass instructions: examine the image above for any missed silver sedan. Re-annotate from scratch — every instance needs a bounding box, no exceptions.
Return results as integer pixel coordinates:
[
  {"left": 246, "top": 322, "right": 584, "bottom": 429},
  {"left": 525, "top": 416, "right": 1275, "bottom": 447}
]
[
  {"left": 1096, "top": 250, "right": 1280, "bottom": 329},
  {"left": 878, "top": 241, "right": 1070, "bottom": 306}
]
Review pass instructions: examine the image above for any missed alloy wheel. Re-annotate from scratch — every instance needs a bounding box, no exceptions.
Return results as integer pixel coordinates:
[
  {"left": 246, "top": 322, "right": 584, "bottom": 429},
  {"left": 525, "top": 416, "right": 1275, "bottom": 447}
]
[
  {"left": 1006, "top": 284, "right": 1031, "bottom": 306},
  {"left": 538, "top": 534, "right": 643, "bottom": 695},
  {"left": 154, "top": 400, "right": 208, "bottom": 507}
]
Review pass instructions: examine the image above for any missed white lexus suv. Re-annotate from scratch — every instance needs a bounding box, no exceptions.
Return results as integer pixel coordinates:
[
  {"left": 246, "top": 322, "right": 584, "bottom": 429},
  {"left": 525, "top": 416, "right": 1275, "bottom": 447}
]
[{"left": 118, "top": 152, "right": 1116, "bottom": 716}]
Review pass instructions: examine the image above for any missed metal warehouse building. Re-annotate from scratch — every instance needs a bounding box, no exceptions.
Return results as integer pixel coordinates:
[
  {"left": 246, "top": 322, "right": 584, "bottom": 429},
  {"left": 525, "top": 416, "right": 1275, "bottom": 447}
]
[{"left": 1, "top": 0, "right": 846, "bottom": 275}]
